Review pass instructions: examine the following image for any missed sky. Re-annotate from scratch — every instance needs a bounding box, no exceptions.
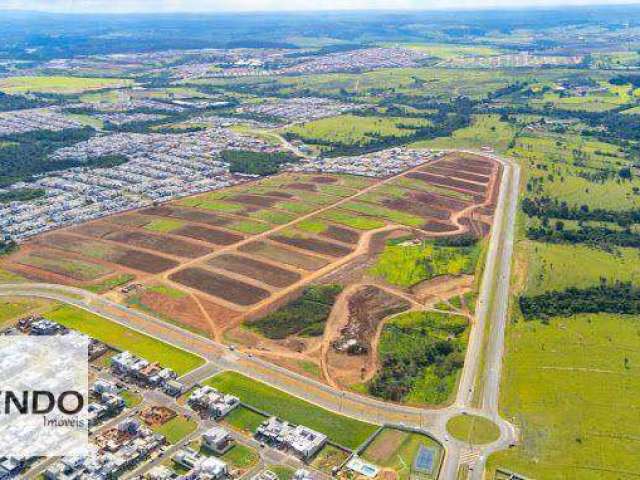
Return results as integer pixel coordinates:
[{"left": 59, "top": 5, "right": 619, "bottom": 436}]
[{"left": 0, "top": 0, "right": 638, "bottom": 13}]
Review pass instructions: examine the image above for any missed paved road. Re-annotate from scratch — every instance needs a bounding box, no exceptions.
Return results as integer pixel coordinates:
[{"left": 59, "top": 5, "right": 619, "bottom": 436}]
[{"left": 0, "top": 151, "right": 521, "bottom": 480}]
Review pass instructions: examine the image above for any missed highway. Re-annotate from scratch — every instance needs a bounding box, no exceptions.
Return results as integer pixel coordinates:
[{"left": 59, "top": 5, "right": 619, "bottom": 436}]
[{"left": 0, "top": 152, "right": 521, "bottom": 480}]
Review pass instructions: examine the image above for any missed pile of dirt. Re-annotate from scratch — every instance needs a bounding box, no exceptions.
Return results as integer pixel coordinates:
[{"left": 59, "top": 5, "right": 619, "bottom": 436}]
[{"left": 332, "top": 285, "right": 410, "bottom": 355}]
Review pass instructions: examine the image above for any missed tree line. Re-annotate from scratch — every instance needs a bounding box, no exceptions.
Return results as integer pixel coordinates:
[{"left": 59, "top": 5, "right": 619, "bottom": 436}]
[
  {"left": 519, "top": 281, "right": 640, "bottom": 320},
  {"left": 522, "top": 196, "right": 640, "bottom": 227}
]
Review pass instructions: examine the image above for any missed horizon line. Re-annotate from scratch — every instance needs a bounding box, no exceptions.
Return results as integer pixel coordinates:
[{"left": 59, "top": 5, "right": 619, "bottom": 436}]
[{"left": 2, "top": 2, "right": 640, "bottom": 15}]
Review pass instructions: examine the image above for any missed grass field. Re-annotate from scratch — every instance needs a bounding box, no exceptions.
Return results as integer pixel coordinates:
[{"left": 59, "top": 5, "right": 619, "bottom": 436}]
[
  {"left": 372, "top": 239, "right": 480, "bottom": 287},
  {"left": 446, "top": 415, "right": 500, "bottom": 445},
  {"left": 411, "top": 114, "right": 518, "bottom": 152},
  {"left": 285, "top": 114, "right": 431, "bottom": 148},
  {"left": 0, "top": 76, "right": 133, "bottom": 94},
  {"left": 523, "top": 241, "right": 640, "bottom": 295},
  {"left": 487, "top": 313, "right": 640, "bottom": 479},
  {"left": 223, "top": 406, "right": 267, "bottom": 434},
  {"left": 152, "top": 416, "right": 198, "bottom": 444},
  {"left": 0, "top": 268, "right": 26, "bottom": 284},
  {"left": 205, "top": 371, "right": 376, "bottom": 449},
  {"left": 320, "top": 209, "right": 386, "bottom": 230},
  {"left": 18, "top": 253, "right": 113, "bottom": 281},
  {"left": 221, "top": 444, "right": 260, "bottom": 469},
  {"left": 85, "top": 273, "right": 134, "bottom": 294},
  {"left": 361, "top": 428, "right": 443, "bottom": 480},
  {"left": 0, "top": 298, "right": 48, "bottom": 327},
  {"left": 44, "top": 304, "right": 204, "bottom": 375},
  {"left": 144, "top": 218, "right": 185, "bottom": 233}
]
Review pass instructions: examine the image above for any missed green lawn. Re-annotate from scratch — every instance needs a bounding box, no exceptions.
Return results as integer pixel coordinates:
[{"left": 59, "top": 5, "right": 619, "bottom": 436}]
[
  {"left": 121, "top": 390, "right": 143, "bottom": 408},
  {"left": 223, "top": 406, "right": 267, "bottom": 434},
  {"left": 44, "top": 304, "right": 204, "bottom": 375},
  {"left": 446, "top": 415, "right": 500, "bottom": 445},
  {"left": 487, "top": 313, "right": 640, "bottom": 479},
  {"left": 221, "top": 444, "right": 259, "bottom": 469},
  {"left": 152, "top": 416, "right": 198, "bottom": 444},
  {"left": 205, "top": 371, "right": 377, "bottom": 449},
  {"left": 268, "top": 466, "right": 295, "bottom": 480}
]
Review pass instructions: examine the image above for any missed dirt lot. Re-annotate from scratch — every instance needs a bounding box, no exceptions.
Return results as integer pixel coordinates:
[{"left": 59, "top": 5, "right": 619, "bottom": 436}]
[
  {"left": 14, "top": 249, "right": 113, "bottom": 282},
  {"left": 134, "top": 289, "right": 215, "bottom": 336},
  {"left": 106, "top": 230, "right": 211, "bottom": 258},
  {"left": 287, "top": 182, "right": 318, "bottom": 192},
  {"left": 311, "top": 176, "right": 338, "bottom": 184},
  {"left": 239, "top": 241, "right": 329, "bottom": 271},
  {"left": 271, "top": 235, "right": 353, "bottom": 257},
  {"left": 425, "top": 166, "right": 491, "bottom": 184},
  {"left": 111, "top": 249, "right": 179, "bottom": 274},
  {"left": 382, "top": 197, "right": 452, "bottom": 221},
  {"left": 172, "top": 225, "right": 243, "bottom": 246},
  {"left": 170, "top": 267, "right": 271, "bottom": 306},
  {"left": 320, "top": 225, "right": 361, "bottom": 245},
  {"left": 231, "top": 194, "right": 279, "bottom": 207},
  {"left": 406, "top": 171, "right": 487, "bottom": 194},
  {"left": 141, "top": 206, "right": 232, "bottom": 227},
  {"left": 207, "top": 254, "right": 301, "bottom": 288},
  {"left": 407, "top": 190, "right": 469, "bottom": 212}
]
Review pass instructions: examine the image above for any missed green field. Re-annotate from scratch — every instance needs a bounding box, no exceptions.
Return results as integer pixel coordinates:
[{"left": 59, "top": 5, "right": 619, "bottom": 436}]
[
  {"left": 285, "top": 114, "right": 431, "bottom": 149},
  {"left": 372, "top": 239, "right": 480, "bottom": 287},
  {"left": 223, "top": 406, "right": 267, "bottom": 434},
  {"left": 205, "top": 371, "right": 376, "bottom": 449},
  {"left": 523, "top": 241, "right": 640, "bottom": 296},
  {"left": 0, "top": 76, "right": 133, "bottom": 94},
  {"left": 487, "top": 313, "right": 640, "bottom": 479},
  {"left": 411, "top": 114, "right": 518, "bottom": 152},
  {"left": 144, "top": 218, "right": 185, "bottom": 233},
  {"left": 361, "top": 428, "right": 443, "bottom": 480},
  {"left": 44, "top": 304, "right": 204, "bottom": 375},
  {"left": 17, "top": 253, "right": 112, "bottom": 281},
  {"left": 221, "top": 444, "right": 260, "bottom": 469},
  {"left": 319, "top": 209, "right": 386, "bottom": 230},
  {"left": 446, "top": 415, "right": 500, "bottom": 445},
  {"left": 85, "top": 273, "right": 135, "bottom": 294},
  {"left": 0, "top": 298, "right": 48, "bottom": 326},
  {"left": 152, "top": 416, "right": 198, "bottom": 444},
  {"left": 370, "top": 311, "right": 469, "bottom": 405}
]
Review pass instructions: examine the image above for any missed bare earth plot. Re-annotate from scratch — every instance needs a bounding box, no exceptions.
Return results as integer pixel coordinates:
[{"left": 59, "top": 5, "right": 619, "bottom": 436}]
[{"left": 0, "top": 152, "right": 502, "bottom": 400}]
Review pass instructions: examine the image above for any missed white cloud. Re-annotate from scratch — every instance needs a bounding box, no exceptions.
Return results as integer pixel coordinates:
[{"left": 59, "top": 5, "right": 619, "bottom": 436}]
[{"left": 0, "top": 0, "right": 637, "bottom": 12}]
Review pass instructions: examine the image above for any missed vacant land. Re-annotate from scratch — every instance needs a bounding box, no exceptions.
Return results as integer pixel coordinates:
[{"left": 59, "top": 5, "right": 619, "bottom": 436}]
[
  {"left": 248, "top": 284, "right": 343, "bottom": 338},
  {"left": 205, "top": 371, "right": 376, "bottom": 449},
  {"left": 487, "top": 313, "right": 640, "bottom": 479},
  {"left": 152, "top": 416, "right": 198, "bottom": 444},
  {"left": 0, "top": 75, "right": 133, "bottom": 94},
  {"left": 44, "top": 304, "right": 204, "bottom": 375},
  {"left": 371, "top": 239, "right": 481, "bottom": 287},
  {"left": 285, "top": 114, "right": 431, "bottom": 152},
  {"left": 370, "top": 310, "right": 469, "bottom": 405},
  {"left": 523, "top": 241, "right": 640, "bottom": 295}
]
